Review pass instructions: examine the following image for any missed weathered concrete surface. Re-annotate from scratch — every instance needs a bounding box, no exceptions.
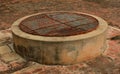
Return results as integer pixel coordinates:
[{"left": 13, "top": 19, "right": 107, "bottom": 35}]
[
  {"left": 0, "top": 26, "right": 120, "bottom": 74},
  {"left": 0, "top": 46, "right": 26, "bottom": 73},
  {"left": 0, "top": 29, "right": 12, "bottom": 46},
  {"left": 12, "top": 11, "right": 108, "bottom": 65}
]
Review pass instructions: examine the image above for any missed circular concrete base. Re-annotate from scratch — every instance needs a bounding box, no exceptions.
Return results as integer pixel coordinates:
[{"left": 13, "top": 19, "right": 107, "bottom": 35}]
[{"left": 12, "top": 11, "right": 108, "bottom": 65}]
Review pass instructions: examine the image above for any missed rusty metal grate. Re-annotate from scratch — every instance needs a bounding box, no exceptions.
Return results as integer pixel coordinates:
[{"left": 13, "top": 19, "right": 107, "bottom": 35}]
[{"left": 19, "top": 12, "right": 98, "bottom": 37}]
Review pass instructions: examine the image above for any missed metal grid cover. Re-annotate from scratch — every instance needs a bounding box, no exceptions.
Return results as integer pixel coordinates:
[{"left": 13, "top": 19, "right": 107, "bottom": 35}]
[{"left": 19, "top": 12, "right": 98, "bottom": 37}]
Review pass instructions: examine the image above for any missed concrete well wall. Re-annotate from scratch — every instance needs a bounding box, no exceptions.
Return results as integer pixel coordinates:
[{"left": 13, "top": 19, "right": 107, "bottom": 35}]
[{"left": 12, "top": 11, "right": 108, "bottom": 65}]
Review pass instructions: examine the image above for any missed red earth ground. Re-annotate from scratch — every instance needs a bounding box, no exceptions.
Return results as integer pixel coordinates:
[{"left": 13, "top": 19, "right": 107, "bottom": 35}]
[{"left": 0, "top": 0, "right": 120, "bottom": 30}]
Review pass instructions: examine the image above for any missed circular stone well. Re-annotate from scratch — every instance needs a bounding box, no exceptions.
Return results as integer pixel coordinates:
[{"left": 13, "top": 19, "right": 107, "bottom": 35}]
[{"left": 12, "top": 11, "right": 108, "bottom": 65}]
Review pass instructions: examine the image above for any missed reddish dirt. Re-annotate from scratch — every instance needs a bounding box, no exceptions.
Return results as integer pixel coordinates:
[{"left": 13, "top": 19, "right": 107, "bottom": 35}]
[{"left": 0, "top": 0, "right": 120, "bottom": 30}]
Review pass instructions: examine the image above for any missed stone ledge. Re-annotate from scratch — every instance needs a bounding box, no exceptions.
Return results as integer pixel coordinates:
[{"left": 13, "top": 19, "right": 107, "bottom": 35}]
[{"left": 0, "top": 45, "right": 27, "bottom": 73}]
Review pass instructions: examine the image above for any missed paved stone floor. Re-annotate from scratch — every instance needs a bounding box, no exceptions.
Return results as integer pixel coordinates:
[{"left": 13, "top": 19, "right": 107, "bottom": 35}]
[{"left": 0, "top": 26, "right": 120, "bottom": 74}]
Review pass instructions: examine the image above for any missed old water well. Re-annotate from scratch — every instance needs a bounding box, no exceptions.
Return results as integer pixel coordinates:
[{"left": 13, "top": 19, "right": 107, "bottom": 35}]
[{"left": 12, "top": 11, "right": 108, "bottom": 65}]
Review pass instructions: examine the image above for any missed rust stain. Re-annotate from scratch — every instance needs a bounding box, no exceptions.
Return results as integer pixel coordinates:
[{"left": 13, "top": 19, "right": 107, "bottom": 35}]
[{"left": 19, "top": 12, "right": 98, "bottom": 37}]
